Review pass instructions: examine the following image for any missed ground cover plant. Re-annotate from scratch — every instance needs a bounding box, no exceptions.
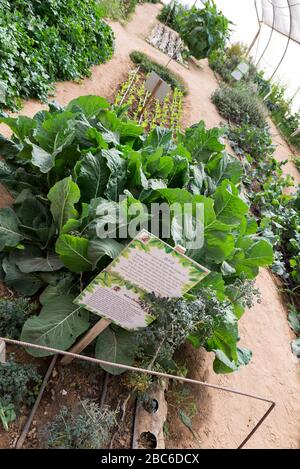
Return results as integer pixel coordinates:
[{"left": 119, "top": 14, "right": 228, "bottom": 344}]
[
  {"left": 0, "top": 95, "right": 273, "bottom": 375},
  {"left": 225, "top": 120, "right": 300, "bottom": 358},
  {"left": 0, "top": 0, "right": 114, "bottom": 111},
  {"left": 41, "top": 400, "right": 117, "bottom": 449},
  {"left": 0, "top": 297, "right": 37, "bottom": 339},
  {"left": 114, "top": 69, "right": 183, "bottom": 134},
  {"left": 212, "top": 86, "right": 267, "bottom": 128}
]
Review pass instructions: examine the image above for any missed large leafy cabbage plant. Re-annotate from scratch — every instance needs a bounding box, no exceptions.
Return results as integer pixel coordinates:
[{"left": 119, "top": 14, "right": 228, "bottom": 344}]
[{"left": 0, "top": 96, "right": 273, "bottom": 373}]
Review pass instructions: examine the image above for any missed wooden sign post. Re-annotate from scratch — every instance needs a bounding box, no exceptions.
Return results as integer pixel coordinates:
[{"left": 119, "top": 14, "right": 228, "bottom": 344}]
[
  {"left": 61, "top": 231, "right": 209, "bottom": 366},
  {"left": 139, "top": 71, "right": 171, "bottom": 121}
]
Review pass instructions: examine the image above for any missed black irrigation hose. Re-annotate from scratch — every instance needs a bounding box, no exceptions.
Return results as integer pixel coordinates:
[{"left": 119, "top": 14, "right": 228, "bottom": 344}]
[{"left": 15, "top": 355, "right": 58, "bottom": 449}]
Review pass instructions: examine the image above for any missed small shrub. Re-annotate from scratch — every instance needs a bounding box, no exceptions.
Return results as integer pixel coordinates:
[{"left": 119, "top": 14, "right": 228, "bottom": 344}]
[
  {"left": 209, "top": 43, "right": 256, "bottom": 84},
  {"left": 0, "top": 355, "right": 41, "bottom": 408},
  {"left": 0, "top": 356, "right": 42, "bottom": 430},
  {"left": 255, "top": 73, "right": 300, "bottom": 151},
  {"left": 0, "top": 297, "right": 37, "bottom": 339},
  {"left": 41, "top": 400, "right": 117, "bottom": 449},
  {"left": 157, "top": 0, "right": 187, "bottom": 32},
  {"left": 212, "top": 86, "right": 267, "bottom": 128},
  {"left": 129, "top": 51, "right": 186, "bottom": 93},
  {"left": 226, "top": 123, "right": 274, "bottom": 161}
]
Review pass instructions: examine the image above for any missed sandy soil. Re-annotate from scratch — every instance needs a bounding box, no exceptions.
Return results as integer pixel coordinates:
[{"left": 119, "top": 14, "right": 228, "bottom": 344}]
[{"left": 0, "top": 3, "right": 299, "bottom": 449}]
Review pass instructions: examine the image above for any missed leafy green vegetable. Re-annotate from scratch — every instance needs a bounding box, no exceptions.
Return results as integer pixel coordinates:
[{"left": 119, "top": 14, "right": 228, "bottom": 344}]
[
  {"left": 48, "top": 177, "right": 80, "bottom": 233},
  {"left": 0, "top": 96, "right": 273, "bottom": 373},
  {"left": 178, "top": 1, "right": 231, "bottom": 60},
  {"left": 95, "top": 327, "right": 137, "bottom": 374},
  {"left": 212, "top": 86, "right": 267, "bottom": 128},
  {"left": 21, "top": 295, "right": 90, "bottom": 357},
  {"left": 0, "top": 0, "right": 114, "bottom": 111}
]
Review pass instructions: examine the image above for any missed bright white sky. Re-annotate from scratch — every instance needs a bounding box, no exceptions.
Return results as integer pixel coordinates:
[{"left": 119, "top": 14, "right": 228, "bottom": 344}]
[{"left": 162, "top": 0, "right": 300, "bottom": 111}]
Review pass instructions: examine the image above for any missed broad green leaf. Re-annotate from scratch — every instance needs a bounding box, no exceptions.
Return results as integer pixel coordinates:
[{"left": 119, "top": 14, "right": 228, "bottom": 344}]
[
  {"left": 14, "top": 194, "right": 53, "bottom": 243},
  {"left": 168, "top": 155, "right": 190, "bottom": 188},
  {"left": 21, "top": 295, "right": 90, "bottom": 357},
  {"left": 184, "top": 121, "right": 225, "bottom": 162},
  {"left": 288, "top": 309, "right": 300, "bottom": 333},
  {"left": 87, "top": 238, "right": 124, "bottom": 268},
  {"left": 144, "top": 127, "right": 174, "bottom": 153},
  {"left": 0, "top": 134, "right": 20, "bottom": 161},
  {"left": 206, "top": 152, "right": 242, "bottom": 185},
  {"left": 230, "top": 239, "right": 274, "bottom": 279},
  {"left": 0, "top": 208, "right": 23, "bottom": 251},
  {"left": 34, "top": 111, "right": 76, "bottom": 153},
  {"left": 61, "top": 203, "right": 89, "bottom": 234},
  {"left": 213, "top": 180, "right": 248, "bottom": 225},
  {"left": 95, "top": 327, "right": 136, "bottom": 375},
  {"left": 55, "top": 234, "right": 93, "bottom": 273},
  {"left": 127, "top": 151, "right": 148, "bottom": 189},
  {"left": 188, "top": 164, "right": 215, "bottom": 195},
  {"left": 48, "top": 176, "right": 80, "bottom": 233},
  {"left": 212, "top": 349, "right": 238, "bottom": 373},
  {"left": 2, "top": 256, "right": 44, "bottom": 295},
  {"left": 75, "top": 152, "right": 110, "bottom": 202},
  {"left": 237, "top": 347, "right": 252, "bottom": 366},
  {"left": 15, "top": 248, "right": 63, "bottom": 273},
  {"left": 291, "top": 338, "right": 300, "bottom": 358},
  {"left": 30, "top": 143, "right": 54, "bottom": 173},
  {"left": 206, "top": 310, "right": 239, "bottom": 373},
  {"left": 66, "top": 95, "right": 110, "bottom": 118},
  {"left": 0, "top": 116, "right": 36, "bottom": 141},
  {"left": 39, "top": 275, "right": 74, "bottom": 305},
  {"left": 102, "top": 148, "right": 127, "bottom": 201}
]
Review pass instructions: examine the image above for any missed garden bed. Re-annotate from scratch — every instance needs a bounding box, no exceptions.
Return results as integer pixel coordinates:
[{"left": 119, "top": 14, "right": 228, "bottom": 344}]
[
  {"left": 114, "top": 69, "right": 183, "bottom": 133},
  {"left": 0, "top": 345, "right": 138, "bottom": 449}
]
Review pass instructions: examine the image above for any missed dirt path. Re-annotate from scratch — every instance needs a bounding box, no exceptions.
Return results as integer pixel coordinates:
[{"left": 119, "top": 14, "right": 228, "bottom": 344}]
[{"left": 0, "top": 3, "right": 299, "bottom": 449}]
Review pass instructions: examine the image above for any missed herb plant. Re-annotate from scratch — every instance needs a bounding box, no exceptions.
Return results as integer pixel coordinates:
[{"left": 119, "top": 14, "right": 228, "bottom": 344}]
[
  {"left": 0, "top": 355, "right": 42, "bottom": 430},
  {"left": 41, "top": 400, "right": 117, "bottom": 449},
  {"left": 0, "top": 297, "right": 37, "bottom": 339}
]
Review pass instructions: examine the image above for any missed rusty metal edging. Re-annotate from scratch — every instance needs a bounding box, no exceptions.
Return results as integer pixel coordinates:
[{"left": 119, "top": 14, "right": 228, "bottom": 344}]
[{"left": 1, "top": 337, "right": 276, "bottom": 450}]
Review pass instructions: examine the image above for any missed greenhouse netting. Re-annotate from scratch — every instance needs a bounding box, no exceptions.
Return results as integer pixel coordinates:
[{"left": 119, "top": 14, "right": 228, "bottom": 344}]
[{"left": 163, "top": 0, "right": 300, "bottom": 111}]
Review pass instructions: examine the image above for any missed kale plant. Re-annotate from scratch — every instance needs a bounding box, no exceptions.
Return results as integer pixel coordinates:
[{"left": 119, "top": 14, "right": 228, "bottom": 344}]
[
  {"left": 0, "top": 355, "right": 42, "bottom": 430},
  {"left": 41, "top": 400, "right": 117, "bottom": 449}
]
